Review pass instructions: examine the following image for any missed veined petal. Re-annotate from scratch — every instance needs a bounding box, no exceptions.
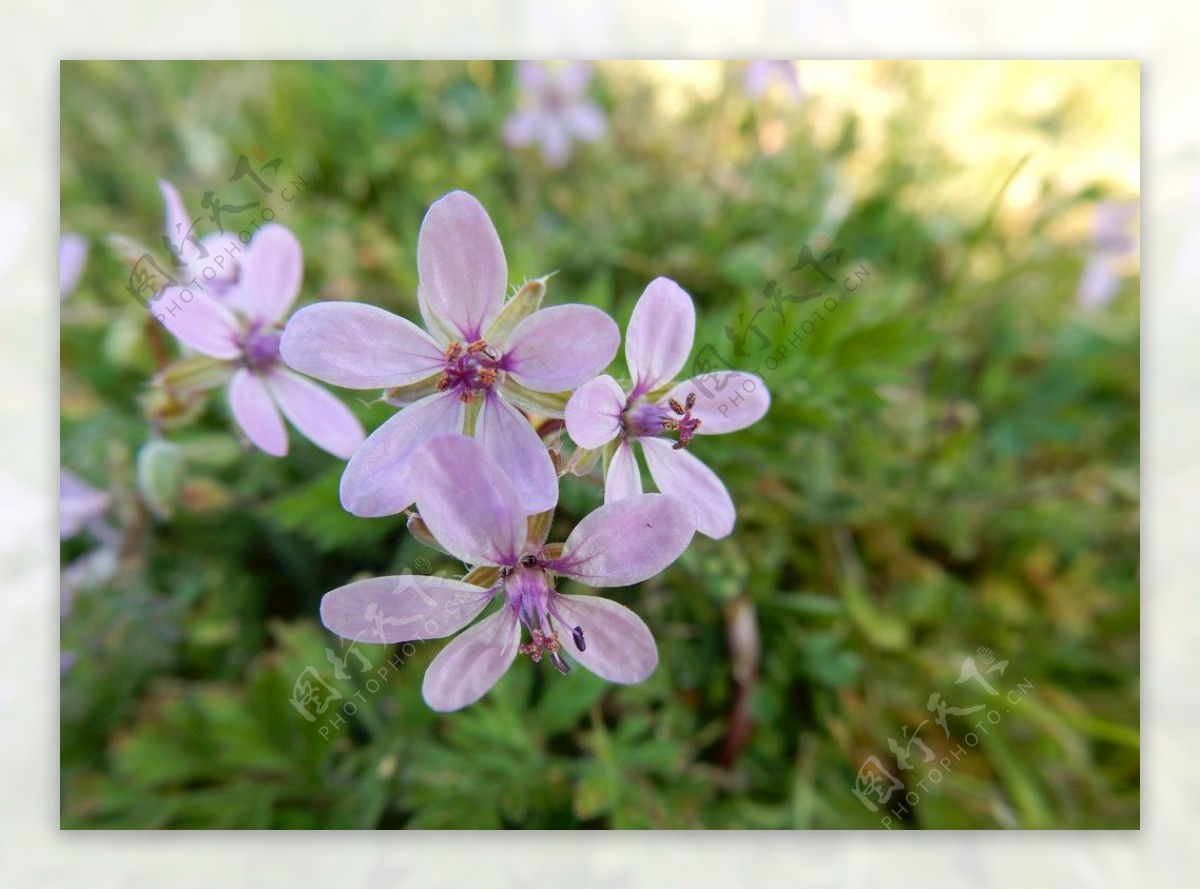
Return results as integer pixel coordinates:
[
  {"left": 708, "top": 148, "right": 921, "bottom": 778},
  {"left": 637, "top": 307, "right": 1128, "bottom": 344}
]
[
  {"left": 417, "top": 191, "right": 507, "bottom": 342},
  {"left": 153, "top": 286, "right": 241, "bottom": 360},
  {"left": 280, "top": 301, "right": 445, "bottom": 390},
  {"left": 604, "top": 437, "right": 642, "bottom": 503},
  {"left": 503, "top": 304, "right": 619, "bottom": 392},
  {"left": 475, "top": 392, "right": 558, "bottom": 514},
  {"left": 548, "top": 492, "right": 695, "bottom": 587},
  {"left": 422, "top": 606, "right": 520, "bottom": 712},
  {"left": 229, "top": 369, "right": 288, "bottom": 456},
  {"left": 552, "top": 594, "right": 657, "bottom": 683},
  {"left": 320, "top": 574, "right": 493, "bottom": 644},
  {"left": 236, "top": 223, "right": 303, "bottom": 323},
  {"left": 565, "top": 374, "right": 626, "bottom": 449},
  {"left": 625, "top": 277, "right": 695, "bottom": 396},
  {"left": 266, "top": 368, "right": 365, "bottom": 459},
  {"left": 641, "top": 437, "right": 735, "bottom": 539},
  {"left": 410, "top": 433, "right": 526, "bottom": 568},
  {"left": 339, "top": 391, "right": 464, "bottom": 517},
  {"left": 661, "top": 372, "right": 770, "bottom": 435}
]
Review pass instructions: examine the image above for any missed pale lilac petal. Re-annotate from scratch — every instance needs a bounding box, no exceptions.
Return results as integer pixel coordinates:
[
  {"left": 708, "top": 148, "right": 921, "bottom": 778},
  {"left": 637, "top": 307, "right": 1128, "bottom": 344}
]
[
  {"left": 410, "top": 433, "right": 526, "bottom": 568},
  {"left": 417, "top": 191, "right": 507, "bottom": 342},
  {"left": 59, "top": 233, "right": 88, "bottom": 297},
  {"left": 563, "top": 102, "right": 606, "bottom": 142},
  {"left": 502, "top": 304, "right": 619, "bottom": 391},
  {"left": 280, "top": 301, "right": 445, "bottom": 389},
  {"left": 229, "top": 369, "right": 288, "bottom": 456},
  {"left": 604, "top": 437, "right": 642, "bottom": 503},
  {"left": 744, "top": 60, "right": 772, "bottom": 98},
  {"left": 320, "top": 574, "right": 493, "bottom": 644},
  {"left": 1077, "top": 255, "right": 1120, "bottom": 308},
  {"left": 158, "top": 180, "right": 194, "bottom": 259},
  {"left": 662, "top": 372, "right": 770, "bottom": 435},
  {"left": 60, "top": 470, "right": 109, "bottom": 539},
  {"left": 516, "top": 60, "right": 549, "bottom": 94},
  {"left": 556, "top": 61, "right": 593, "bottom": 97},
  {"left": 198, "top": 232, "right": 242, "bottom": 286},
  {"left": 641, "top": 437, "right": 735, "bottom": 539},
  {"left": 237, "top": 224, "right": 303, "bottom": 323},
  {"left": 538, "top": 119, "right": 572, "bottom": 168},
  {"left": 552, "top": 594, "right": 657, "bottom": 683},
  {"left": 266, "top": 368, "right": 365, "bottom": 459},
  {"left": 153, "top": 286, "right": 241, "bottom": 360},
  {"left": 339, "top": 391, "right": 464, "bottom": 517},
  {"left": 475, "top": 392, "right": 558, "bottom": 514},
  {"left": 503, "top": 109, "right": 543, "bottom": 148},
  {"left": 564, "top": 374, "right": 626, "bottom": 449},
  {"left": 549, "top": 492, "right": 695, "bottom": 587},
  {"left": 625, "top": 277, "right": 695, "bottom": 396},
  {"left": 422, "top": 606, "right": 521, "bottom": 712}
]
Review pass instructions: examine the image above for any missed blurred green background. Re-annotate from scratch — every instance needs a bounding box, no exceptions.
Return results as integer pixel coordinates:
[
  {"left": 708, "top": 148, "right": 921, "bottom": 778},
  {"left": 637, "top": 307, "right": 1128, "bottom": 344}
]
[{"left": 59, "top": 60, "right": 1139, "bottom": 829}]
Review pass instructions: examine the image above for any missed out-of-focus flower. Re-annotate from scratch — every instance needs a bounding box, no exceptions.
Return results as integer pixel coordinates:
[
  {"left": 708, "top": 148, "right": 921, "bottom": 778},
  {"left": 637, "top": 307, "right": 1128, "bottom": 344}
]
[
  {"left": 565, "top": 277, "right": 770, "bottom": 539},
  {"left": 282, "top": 190, "right": 619, "bottom": 516},
  {"left": 153, "top": 224, "right": 365, "bottom": 458},
  {"left": 320, "top": 434, "right": 695, "bottom": 711},
  {"left": 158, "top": 180, "right": 243, "bottom": 298},
  {"left": 744, "top": 60, "right": 803, "bottom": 101},
  {"left": 1077, "top": 200, "right": 1139, "bottom": 309},
  {"left": 59, "top": 233, "right": 88, "bottom": 298},
  {"left": 60, "top": 469, "right": 110, "bottom": 540},
  {"left": 503, "top": 61, "right": 607, "bottom": 167}
]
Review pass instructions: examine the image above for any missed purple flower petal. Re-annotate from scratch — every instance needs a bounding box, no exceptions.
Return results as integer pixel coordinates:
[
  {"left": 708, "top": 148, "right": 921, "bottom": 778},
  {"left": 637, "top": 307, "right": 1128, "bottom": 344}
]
[
  {"left": 266, "top": 368, "right": 365, "bottom": 459},
  {"left": 60, "top": 469, "right": 109, "bottom": 539},
  {"left": 516, "top": 60, "right": 549, "bottom": 93},
  {"left": 548, "top": 492, "right": 695, "bottom": 587},
  {"left": 641, "top": 437, "right": 735, "bottom": 539},
  {"left": 422, "top": 606, "right": 521, "bottom": 711},
  {"left": 280, "top": 301, "right": 446, "bottom": 390},
  {"left": 229, "top": 368, "right": 288, "bottom": 456},
  {"left": 410, "top": 433, "right": 526, "bottom": 568},
  {"left": 59, "top": 233, "right": 88, "bottom": 298},
  {"left": 320, "top": 574, "right": 493, "bottom": 644},
  {"left": 564, "top": 102, "right": 606, "bottom": 141},
  {"left": 503, "top": 109, "right": 543, "bottom": 148},
  {"left": 553, "top": 594, "right": 657, "bottom": 683},
  {"left": 564, "top": 374, "right": 626, "bottom": 449},
  {"left": 604, "top": 437, "right": 642, "bottom": 503},
  {"left": 153, "top": 286, "right": 241, "bottom": 360},
  {"left": 475, "top": 392, "right": 559, "bottom": 514},
  {"left": 339, "top": 391, "right": 464, "bottom": 517},
  {"left": 158, "top": 180, "right": 194, "bottom": 259},
  {"left": 557, "top": 61, "right": 593, "bottom": 96},
  {"left": 538, "top": 120, "right": 573, "bottom": 168},
  {"left": 502, "top": 304, "right": 619, "bottom": 391},
  {"left": 661, "top": 372, "right": 770, "bottom": 435},
  {"left": 236, "top": 224, "right": 303, "bottom": 323},
  {"left": 417, "top": 191, "right": 507, "bottom": 342},
  {"left": 625, "top": 277, "right": 695, "bottom": 396}
]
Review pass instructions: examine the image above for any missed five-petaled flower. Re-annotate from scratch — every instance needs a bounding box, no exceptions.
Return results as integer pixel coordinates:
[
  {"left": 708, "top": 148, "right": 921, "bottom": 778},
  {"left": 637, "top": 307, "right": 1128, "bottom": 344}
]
[
  {"left": 319, "top": 434, "right": 696, "bottom": 711},
  {"left": 564, "top": 277, "right": 771, "bottom": 539},
  {"left": 281, "top": 189, "right": 619, "bottom": 517},
  {"left": 153, "top": 224, "right": 365, "bottom": 458},
  {"left": 503, "top": 61, "right": 607, "bottom": 168}
]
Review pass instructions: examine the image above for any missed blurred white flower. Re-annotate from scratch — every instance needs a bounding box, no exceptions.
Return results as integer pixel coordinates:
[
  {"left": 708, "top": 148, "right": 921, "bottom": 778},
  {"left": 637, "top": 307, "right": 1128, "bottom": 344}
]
[{"left": 503, "top": 61, "right": 606, "bottom": 168}]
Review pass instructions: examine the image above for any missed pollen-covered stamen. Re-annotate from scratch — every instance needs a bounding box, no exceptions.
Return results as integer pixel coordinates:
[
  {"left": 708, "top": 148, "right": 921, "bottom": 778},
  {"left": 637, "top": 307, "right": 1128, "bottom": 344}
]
[
  {"left": 437, "top": 338, "right": 503, "bottom": 403},
  {"left": 624, "top": 393, "right": 703, "bottom": 448},
  {"left": 663, "top": 392, "right": 702, "bottom": 450},
  {"left": 241, "top": 322, "right": 283, "bottom": 371}
]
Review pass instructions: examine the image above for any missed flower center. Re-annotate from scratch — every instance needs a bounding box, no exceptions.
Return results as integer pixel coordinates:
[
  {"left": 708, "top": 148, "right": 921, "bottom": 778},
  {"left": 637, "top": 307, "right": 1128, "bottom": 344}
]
[
  {"left": 504, "top": 561, "right": 585, "bottom": 675},
  {"left": 437, "top": 340, "right": 502, "bottom": 403},
  {"left": 242, "top": 324, "right": 282, "bottom": 371},
  {"left": 624, "top": 392, "right": 702, "bottom": 449}
]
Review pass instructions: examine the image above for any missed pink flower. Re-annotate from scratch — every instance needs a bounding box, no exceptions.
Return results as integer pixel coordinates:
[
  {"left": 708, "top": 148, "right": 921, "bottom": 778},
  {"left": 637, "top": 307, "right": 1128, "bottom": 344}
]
[
  {"left": 503, "top": 61, "right": 607, "bottom": 168},
  {"left": 1077, "top": 200, "right": 1138, "bottom": 309},
  {"left": 281, "top": 190, "right": 620, "bottom": 517},
  {"left": 320, "top": 434, "right": 695, "bottom": 711},
  {"left": 565, "top": 278, "right": 771, "bottom": 539},
  {"left": 158, "top": 180, "right": 243, "bottom": 298},
  {"left": 59, "top": 233, "right": 88, "bottom": 298},
  {"left": 153, "top": 224, "right": 365, "bottom": 459},
  {"left": 744, "top": 60, "right": 803, "bottom": 101},
  {"left": 60, "top": 469, "right": 110, "bottom": 540}
]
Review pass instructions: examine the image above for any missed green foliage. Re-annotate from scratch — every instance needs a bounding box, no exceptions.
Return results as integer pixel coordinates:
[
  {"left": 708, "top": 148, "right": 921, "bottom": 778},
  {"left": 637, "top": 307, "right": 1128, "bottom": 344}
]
[{"left": 60, "top": 61, "right": 1139, "bottom": 829}]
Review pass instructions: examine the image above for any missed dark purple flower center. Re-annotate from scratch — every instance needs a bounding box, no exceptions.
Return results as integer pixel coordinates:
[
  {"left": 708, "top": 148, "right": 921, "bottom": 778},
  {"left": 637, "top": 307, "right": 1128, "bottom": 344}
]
[
  {"left": 242, "top": 324, "right": 282, "bottom": 371},
  {"left": 437, "top": 339, "right": 502, "bottom": 403},
  {"left": 503, "top": 561, "right": 585, "bottom": 675},
  {"left": 624, "top": 392, "right": 702, "bottom": 449}
]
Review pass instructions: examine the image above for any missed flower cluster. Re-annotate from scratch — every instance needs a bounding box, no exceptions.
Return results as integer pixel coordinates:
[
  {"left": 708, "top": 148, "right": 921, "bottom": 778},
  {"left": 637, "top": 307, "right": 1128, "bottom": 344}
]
[{"left": 141, "top": 187, "right": 770, "bottom": 711}]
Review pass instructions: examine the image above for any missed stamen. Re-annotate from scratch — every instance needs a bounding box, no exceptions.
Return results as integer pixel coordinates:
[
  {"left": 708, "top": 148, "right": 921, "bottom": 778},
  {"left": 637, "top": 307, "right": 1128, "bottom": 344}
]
[
  {"left": 437, "top": 338, "right": 502, "bottom": 402},
  {"left": 572, "top": 626, "right": 586, "bottom": 652},
  {"left": 550, "top": 651, "right": 571, "bottom": 675},
  {"left": 519, "top": 554, "right": 538, "bottom": 568}
]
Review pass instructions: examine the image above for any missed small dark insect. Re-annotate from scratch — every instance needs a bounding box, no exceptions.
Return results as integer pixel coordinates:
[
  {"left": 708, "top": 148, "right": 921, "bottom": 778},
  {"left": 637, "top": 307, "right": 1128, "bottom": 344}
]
[
  {"left": 572, "top": 626, "right": 586, "bottom": 652},
  {"left": 519, "top": 554, "right": 538, "bottom": 567}
]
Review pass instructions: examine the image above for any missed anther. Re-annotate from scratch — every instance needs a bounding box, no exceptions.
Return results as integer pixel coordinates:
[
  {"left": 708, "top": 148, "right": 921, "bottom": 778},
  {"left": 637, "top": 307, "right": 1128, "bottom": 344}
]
[
  {"left": 572, "top": 626, "right": 586, "bottom": 652},
  {"left": 519, "top": 554, "right": 538, "bottom": 568}
]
